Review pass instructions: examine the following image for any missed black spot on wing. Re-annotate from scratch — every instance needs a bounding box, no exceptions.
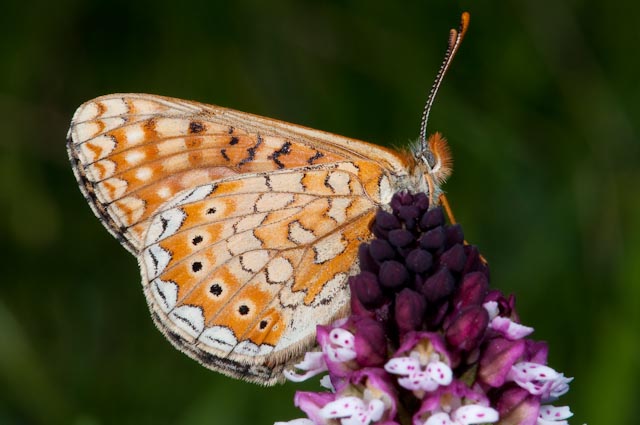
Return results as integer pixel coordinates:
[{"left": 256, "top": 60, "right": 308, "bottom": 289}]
[
  {"left": 189, "top": 121, "right": 204, "bottom": 133},
  {"left": 308, "top": 150, "right": 324, "bottom": 165},
  {"left": 267, "top": 141, "right": 291, "bottom": 169},
  {"left": 238, "top": 135, "right": 262, "bottom": 167}
]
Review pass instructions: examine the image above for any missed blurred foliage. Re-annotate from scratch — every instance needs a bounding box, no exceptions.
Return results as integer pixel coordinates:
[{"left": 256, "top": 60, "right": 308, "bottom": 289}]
[{"left": 0, "top": 1, "right": 638, "bottom": 424}]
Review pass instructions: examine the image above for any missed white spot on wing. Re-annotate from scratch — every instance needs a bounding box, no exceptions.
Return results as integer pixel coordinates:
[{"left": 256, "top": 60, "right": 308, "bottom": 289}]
[
  {"left": 174, "top": 185, "right": 215, "bottom": 206},
  {"left": 109, "top": 196, "right": 145, "bottom": 226},
  {"left": 146, "top": 208, "right": 186, "bottom": 243},
  {"left": 74, "top": 102, "right": 99, "bottom": 122},
  {"left": 125, "top": 125, "right": 145, "bottom": 145},
  {"left": 378, "top": 175, "right": 393, "bottom": 203},
  {"left": 198, "top": 326, "right": 238, "bottom": 352},
  {"left": 266, "top": 257, "right": 293, "bottom": 283},
  {"left": 98, "top": 178, "right": 128, "bottom": 202},
  {"left": 269, "top": 173, "right": 304, "bottom": 192},
  {"left": 288, "top": 221, "right": 315, "bottom": 244},
  {"left": 170, "top": 305, "right": 205, "bottom": 338},
  {"left": 78, "top": 135, "right": 116, "bottom": 162},
  {"left": 240, "top": 250, "right": 270, "bottom": 273},
  {"left": 74, "top": 122, "right": 102, "bottom": 142},
  {"left": 135, "top": 167, "right": 153, "bottom": 181},
  {"left": 86, "top": 159, "right": 116, "bottom": 180},
  {"left": 125, "top": 150, "right": 146, "bottom": 165},
  {"left": 327, "top": 198, "right": 351, "bottom": 223},
  {"left": 151, "top": 279, "right": 178, "bottom": 311},
  {"left": 258, "top": 344, "right": 274, "bottom": 355},
  {"left": 326, "top": 171, "right": 351, "bottom": 195},
  {"left": 157, "top": 186, "right": 172, "bottom": 199},
  {"left": 336, "top": 162, "right": 359, "bottom": 174},
  {"left": 313, "top": 232, "right": 346, "bottom": 263},
  {"left": 100, "top": 98, "right": 128, "bottom": 116},
  {"left": 144, "top": 244, "right": 172, "bottom": 278},
  {"left": 232, "top": 341, "right": 260, "bottom": 356},
  {"left": 155, "top": 117, "right": 190, "bottom": 138}
]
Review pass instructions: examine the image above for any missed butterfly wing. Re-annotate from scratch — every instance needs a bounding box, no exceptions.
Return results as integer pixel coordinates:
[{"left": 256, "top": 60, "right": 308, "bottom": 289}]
[
  {"left": 67, "top": 94, "right": 412, "bottom": 254},
  {"left": 142, "top": 165, "right": 381, "bottom": 383},
  {"left": 68, "top": 94, "right": 415, "bottom": 384}
]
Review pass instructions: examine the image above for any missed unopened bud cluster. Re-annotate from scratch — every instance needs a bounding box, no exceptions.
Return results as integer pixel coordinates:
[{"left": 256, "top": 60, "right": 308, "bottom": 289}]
[{"left": 278, "top": 192, "right": 574, "bottom": 425}]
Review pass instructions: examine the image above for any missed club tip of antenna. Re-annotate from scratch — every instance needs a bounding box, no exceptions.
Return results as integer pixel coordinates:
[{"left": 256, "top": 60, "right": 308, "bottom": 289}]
[{"left": 460, "top": 12, "right": 470, "bottom": 36}]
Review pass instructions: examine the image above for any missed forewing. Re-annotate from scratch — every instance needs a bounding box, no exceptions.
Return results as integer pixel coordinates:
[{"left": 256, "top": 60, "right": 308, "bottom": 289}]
[
  {"left": 139, "top": 164, "right": 382, "bottom": 384},
  {"left": 67, "top": 94, "right": 410, "bottom": 254}
]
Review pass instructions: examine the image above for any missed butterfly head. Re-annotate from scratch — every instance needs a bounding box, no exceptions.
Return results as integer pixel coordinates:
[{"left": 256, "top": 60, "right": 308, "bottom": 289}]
[{"left": 420, "top": 132, "right": 452, "bottom": 186}]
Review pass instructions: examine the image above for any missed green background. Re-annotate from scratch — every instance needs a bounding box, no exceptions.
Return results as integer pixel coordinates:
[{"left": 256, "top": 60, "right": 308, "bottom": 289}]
[{"left": 1, "top": 1, "right": 638, "bottom": 424}]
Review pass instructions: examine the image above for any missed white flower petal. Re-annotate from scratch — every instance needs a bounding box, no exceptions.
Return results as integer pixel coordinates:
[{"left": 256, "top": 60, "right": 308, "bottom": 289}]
[
  {"left": 425, "top": 412, "right": 455, "bottom": 425},
  {"left": 384, "top": 356, "right": 421, "bottom": 375},
  {"left": 329, "top": 328, "right": 355, "bottom": 349},
  {"left": 320, "top": 396, "right": 365, "bottom": 419},
  {"left": 491, "top": 316, "right": 534, "bottom": 339},
  {"left": 426, "top": 361, "right": 453, "bottom": 385},
  {"left": 453, "top": 405, "right": 499, "bottom": 424},
  {"left": 367, "top": 399, "right": 385, "bottom": 422},
  {"left": 274, "top": 419, "right": 315, "bottom": 425},
  {"left": 283, "top": 352, "right": 328, "bottom": 382},
  {"left": 483, "top": 301, "right": 499, "bottom": 319},
  {"left": 539, "top": 405, "right": 573, "bottom": 421}
]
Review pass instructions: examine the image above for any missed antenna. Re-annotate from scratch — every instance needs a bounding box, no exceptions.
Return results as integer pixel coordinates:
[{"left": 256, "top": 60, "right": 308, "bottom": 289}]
[{"left": 418, "top": 12, "right": 470, "bottom": 153}]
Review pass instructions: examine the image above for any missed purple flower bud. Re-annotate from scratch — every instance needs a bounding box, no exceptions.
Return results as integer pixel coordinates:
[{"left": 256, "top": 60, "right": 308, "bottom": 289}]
[
  {"left": 421, "top": 266, "right": 455, "bottom": 302},
  {"left": 388, "top": 229, "right": 415, "bottom": 248},
  {"left": 394, "top": 288, "right": 426, "bottom": 334},
  {"left": 350, "top": 272, "right": 385, "bottom": 310},
  {"left": 462, "top": 245, "right": 483, "bottom": 274},
  {"left": 444, "top": 224, "right": 464, "bottom": 248},
  {"left": 478, "top": 337, "right": 526, "bottom": 387},
  {"left": 494, "top": 386, "right": 540, "bottom": 425},
  {"left": 406, "top": 249, "right": 433, "bottom": 274},
  {"left": 438, "top": 243, "right": 467, "bottom": 273},
  {"left": 414, "top": 192, "right": 430, "bottom": 212},
  {"left": 445, "top": 305, "right": 489, "bottom": 351},
  {"left": 453, "top": 272, "right": 489, "bottom": 310},
  {"left": 357, "top": 244, "right": 379, "bottom": 273},
  {"left": 369, "top": 239, "right": 396, "bottom": 262},
  {"left": 419, "top": 207, "right": 444, "bottom": 230},
  {"left": 352, "top": 317, "right": 387, "bottom": 367},
  {"left": 390, "top": 192, "right": 414, "bottom": 211},
  {"left": 376, "top": 210, "right": 401, "bottom": 229},
  {"left": 524, "top": 340, "right": 548, "bottom": 365},
  {"left": 379, "top": 260, "right": 409, "bottom": 289},
  {"left": 419, "top": 226, "right": 446, "bottom": 251},
  {"left": 397, "top": 205, "right": 421, "bottom": 230}
]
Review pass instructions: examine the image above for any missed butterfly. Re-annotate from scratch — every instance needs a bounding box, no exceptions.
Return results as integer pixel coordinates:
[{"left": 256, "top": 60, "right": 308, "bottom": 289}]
[{"left": 67, "top": 13, "right": 469, "bottom": 385}]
